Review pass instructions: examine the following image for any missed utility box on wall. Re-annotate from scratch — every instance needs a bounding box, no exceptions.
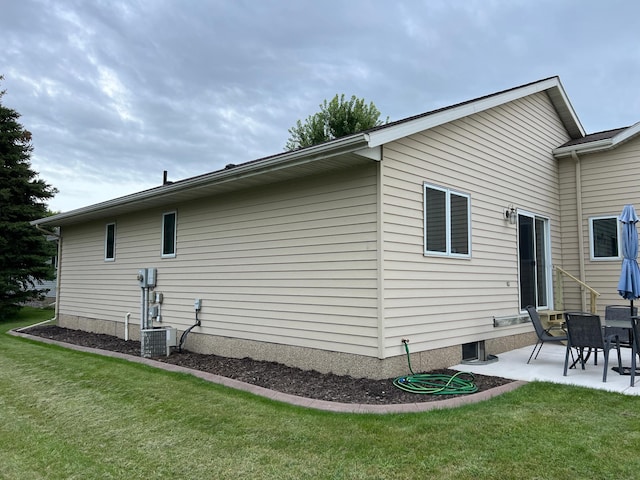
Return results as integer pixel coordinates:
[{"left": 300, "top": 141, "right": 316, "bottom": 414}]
[{"left": 137, "top": 268, "right": 157, "bottom": 288}]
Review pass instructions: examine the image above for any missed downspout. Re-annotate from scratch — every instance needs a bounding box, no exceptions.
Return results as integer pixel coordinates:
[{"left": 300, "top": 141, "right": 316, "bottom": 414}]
[
  {"left": 15, "top": 224, "right": 58, "bottom": 330},
  {"left": 376, "top": 153, "right": 385, "bottom": 360},
  {"left": 35, "top": 224, "right": 61, "bottom": 323},
  {"left": 15, "top": 315, "right": 56, "bottom": 332},
  {"left": 53, "top": 230, "right": 62, "bottom": 323},
  {"left": 571, "top": 150, "right": 587, "bottom": 311}
]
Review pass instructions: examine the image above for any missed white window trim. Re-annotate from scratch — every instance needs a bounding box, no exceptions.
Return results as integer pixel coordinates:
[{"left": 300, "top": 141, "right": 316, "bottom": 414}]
[
  {"left": 423, "top": 183, "right": 471, "bottom": 258},
  {"left": 589, "top": 215, "right": 621, "bottom": 261},
  {"left": 104, "top": 222, "right": 116, "bottom": 262},
  {"left": 161, "top": 211, "right": 177, "bottom": 258}
]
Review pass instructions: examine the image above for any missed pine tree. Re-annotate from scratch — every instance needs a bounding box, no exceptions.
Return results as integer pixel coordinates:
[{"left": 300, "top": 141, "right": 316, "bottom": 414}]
[{"left": 0, "top": 76, "right": 57, "bottom": 319}]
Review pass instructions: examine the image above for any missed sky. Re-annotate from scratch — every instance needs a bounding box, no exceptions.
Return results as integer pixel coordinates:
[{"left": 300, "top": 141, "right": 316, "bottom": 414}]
[{"left": 2, "top": 0, "right": 640, "bottom": 213}]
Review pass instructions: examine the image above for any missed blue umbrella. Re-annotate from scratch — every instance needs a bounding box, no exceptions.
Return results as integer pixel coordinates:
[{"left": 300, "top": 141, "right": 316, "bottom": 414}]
[{"left": 617, "top": 205, "right": 640, "bottom": 311}]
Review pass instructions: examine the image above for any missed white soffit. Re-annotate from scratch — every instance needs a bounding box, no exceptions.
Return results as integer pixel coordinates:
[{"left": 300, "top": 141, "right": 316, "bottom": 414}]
[{"left": 354, "top": 146, "right": 382, "bottom": 161}]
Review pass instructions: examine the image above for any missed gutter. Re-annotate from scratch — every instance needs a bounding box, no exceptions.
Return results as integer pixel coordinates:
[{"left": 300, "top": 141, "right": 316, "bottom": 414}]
[
  {"left": 32, "top": 133, "right": 370, "bottom": 227},
  {"left": 35, "top": 224, "right": 60, "bottom": 238},
  {"left": 553, "top": 121, "right": 640, "bottom": 158},
  {"left": 554, "top": 139, "right": 615, "bottom": 158}
]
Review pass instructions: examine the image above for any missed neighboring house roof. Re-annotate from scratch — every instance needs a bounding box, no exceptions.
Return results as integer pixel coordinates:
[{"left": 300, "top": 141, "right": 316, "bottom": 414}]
[
  {"left": 553, "top": 122, "right": 640, "bottom": 158},
  {"left": 34, "top": 76, "right": 584, "bottom": 227}
]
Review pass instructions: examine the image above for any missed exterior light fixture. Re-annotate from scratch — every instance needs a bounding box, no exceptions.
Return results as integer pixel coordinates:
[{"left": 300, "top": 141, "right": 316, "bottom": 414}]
[{"left": 504, "top": 205, "right": 517, "bottom": 225}]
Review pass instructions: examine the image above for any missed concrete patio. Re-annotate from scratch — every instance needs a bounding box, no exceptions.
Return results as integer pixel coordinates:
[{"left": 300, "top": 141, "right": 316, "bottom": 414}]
[{"left": 452, "top": 342, "right": 640, "bottom": 396}]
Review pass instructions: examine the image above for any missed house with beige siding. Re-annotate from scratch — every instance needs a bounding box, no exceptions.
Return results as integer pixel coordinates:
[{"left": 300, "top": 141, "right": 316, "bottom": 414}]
[
  {"left": 33, "top": 76, "right": 637, "bottom": 379},
  {"left": 554, "top": 124, "right": 640, "bottom": 314}
]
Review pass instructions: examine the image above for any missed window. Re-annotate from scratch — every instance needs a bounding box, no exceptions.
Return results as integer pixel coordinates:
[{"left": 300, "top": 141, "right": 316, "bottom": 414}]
[
  {"left": 423, "top": 183, "right": 470, "bottom": 257},
  {"left": 105, "top": 223, "right": 116, "bottom": 261},
  {"left": 162, "top": 211, "right": 177, "bottom": 257},
  {"left": 589, "top": 216, "right": 620, "bottom": 260}
]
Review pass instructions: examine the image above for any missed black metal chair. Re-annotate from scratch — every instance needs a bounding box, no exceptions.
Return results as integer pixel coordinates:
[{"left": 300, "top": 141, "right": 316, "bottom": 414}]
[
  {"left": 563, "top": 312, "right": 622, "bottom": 382},
  {"left": 630, "top": 316, "right": 640, "bottom": 387},
  {"left": 525, "top": 305, "right": 568, "bottom": 364},
  {"left": 605, "top": 305, "right": 637, "bottom": 348}
]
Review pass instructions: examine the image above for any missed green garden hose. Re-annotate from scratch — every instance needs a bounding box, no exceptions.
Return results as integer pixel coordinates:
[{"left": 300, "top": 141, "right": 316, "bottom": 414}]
[{"left": 392, "top": 341, "right": 478, "bottom": 395}]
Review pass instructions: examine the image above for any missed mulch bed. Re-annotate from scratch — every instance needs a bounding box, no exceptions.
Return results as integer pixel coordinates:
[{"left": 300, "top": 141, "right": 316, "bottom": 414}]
[{"left": 23, "top": 325, "right": 513, "bottom": 405}]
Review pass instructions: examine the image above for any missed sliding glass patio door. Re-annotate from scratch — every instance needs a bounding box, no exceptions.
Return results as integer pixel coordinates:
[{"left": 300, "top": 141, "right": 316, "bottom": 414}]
[{"left": 518, "top": 212, "right": 551, "bottom": 311}]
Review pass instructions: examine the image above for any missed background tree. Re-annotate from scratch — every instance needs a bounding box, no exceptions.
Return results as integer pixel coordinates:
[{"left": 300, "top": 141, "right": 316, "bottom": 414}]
[
  {"left": 285, "top": 94, "right": 388, "bottom": 150},
  {"left": 0, "top": 76, "right": 57, "bottom": 320}
]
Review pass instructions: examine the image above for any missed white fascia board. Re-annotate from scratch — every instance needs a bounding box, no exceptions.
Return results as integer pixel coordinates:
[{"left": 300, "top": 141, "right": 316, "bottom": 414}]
[
  {"left": 553, "top": 121, "right": 640, "bottom": 158},
  {"left": 612, "top": 121, "right": 640, "bottom": 145},
  {"left": 33, "top": 134, "right": 369, "bottom": 226},
  {"left": 366, "top": 77, "right": 583, "bottom": 147},
  {"left": 545, "top": 78, "right": 586, "bottom": 138},
  {"left": 553, "top": 139, "right": 613, "bottom": 158}
]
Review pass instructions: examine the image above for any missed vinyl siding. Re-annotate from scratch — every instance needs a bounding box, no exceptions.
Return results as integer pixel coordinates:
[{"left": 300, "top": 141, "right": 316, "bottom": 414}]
[
  {"left": 380, "top": 92, "right": 571, "bottom": 356},
  {"left": 56, "top": 91, "right": 580, "bottom": 362},
  {"left": 557, "top": 156, "right": 583, "bottom": 310},
  {"left": 58, "top": 165, "right": 381, "bottom": 356},
  {"left": 569, "top": 136, "right": 640, "bottom": 316}
]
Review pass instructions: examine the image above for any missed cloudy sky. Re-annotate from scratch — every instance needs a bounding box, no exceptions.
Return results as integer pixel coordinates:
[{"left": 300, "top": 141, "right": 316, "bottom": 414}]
[{"left": 2, "top": 0, "right": 639, "bottom": 212}]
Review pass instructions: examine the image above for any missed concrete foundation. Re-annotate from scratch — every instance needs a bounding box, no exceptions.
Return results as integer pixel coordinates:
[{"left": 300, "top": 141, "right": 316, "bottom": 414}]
[{"left": 57, "top": 314, "right": 536, "bottom": 380}]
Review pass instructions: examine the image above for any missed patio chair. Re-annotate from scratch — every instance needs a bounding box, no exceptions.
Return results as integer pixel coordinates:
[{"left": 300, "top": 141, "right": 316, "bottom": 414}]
[
  {"left": 525, "top": 305, "right": 568, "bottom": 364},
  {"left": 605, "top": 305, "right": 637, "bottom": 348},
  {"left": 631, "top": 316, "right": 640, "bottom": 387},
  {"left": 563, "top": 312, "right": 622, "bottom": 382}
]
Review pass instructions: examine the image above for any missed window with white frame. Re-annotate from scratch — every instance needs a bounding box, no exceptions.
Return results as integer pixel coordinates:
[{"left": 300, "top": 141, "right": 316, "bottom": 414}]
[
  {"left": 423, "top": 183, "right": 471, "bottom": 257},
  {"left": 105, "top": 223, "right": 116, "bottom": 261},
  {"left": 589, "top": 216, "right": 620, "bottom": 260},
  {"left": 162, "top": 211, "right": 177, "bottom": 258}
]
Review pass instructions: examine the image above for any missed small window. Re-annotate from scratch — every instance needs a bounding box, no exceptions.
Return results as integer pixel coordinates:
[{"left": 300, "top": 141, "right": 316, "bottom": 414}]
[
  {"left": 162, "top": 211, "right": 177, "bottom": 258},
  {"left": 424, "top": 183, "right": 471, "bottom": 257},
  {"left": 589, "top": 216, "right": 620, "bottom": 260},
  {"left": 105, "top": 223, "right": 116, "bottom": 261}
]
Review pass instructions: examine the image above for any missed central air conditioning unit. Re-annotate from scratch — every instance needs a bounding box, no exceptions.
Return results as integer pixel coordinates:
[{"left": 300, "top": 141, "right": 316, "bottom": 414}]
[{"left": 141, "top": 327, "right": 177, "bottom": 358}]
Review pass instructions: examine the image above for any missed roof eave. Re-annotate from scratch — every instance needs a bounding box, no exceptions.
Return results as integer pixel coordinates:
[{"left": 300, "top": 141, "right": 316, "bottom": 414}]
[
  {"left": 33, "top": 133, "right": 370, "bottom": 227},
  {"left": 553, "top": 121, "right": 640, "bottom": 158},
  {"left": 553, "top": 139, "right": 613, "bottom": 158}
]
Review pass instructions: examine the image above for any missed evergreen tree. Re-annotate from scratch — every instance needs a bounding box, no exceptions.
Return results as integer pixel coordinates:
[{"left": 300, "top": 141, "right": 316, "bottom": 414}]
[
  {"left": 285, "top": 94, "right": 388, "bottom": 150},
  {"left": 0, "top": 76, "right": 57, "bottom": 319}
]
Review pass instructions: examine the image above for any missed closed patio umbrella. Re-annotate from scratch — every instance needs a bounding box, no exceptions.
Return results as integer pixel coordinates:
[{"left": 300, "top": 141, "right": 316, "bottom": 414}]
[{"left": 617, "top": 204, "right": 640, "bottom": 313}]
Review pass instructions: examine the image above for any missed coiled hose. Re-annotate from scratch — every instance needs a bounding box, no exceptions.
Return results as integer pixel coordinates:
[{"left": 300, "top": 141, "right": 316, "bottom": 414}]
[{"left": 392, "top": 340, "right": 478, "bottom": 395}]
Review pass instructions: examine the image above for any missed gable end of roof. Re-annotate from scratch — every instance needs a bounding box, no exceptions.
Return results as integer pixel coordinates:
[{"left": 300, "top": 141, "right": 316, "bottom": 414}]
[{"left": 365, "top": 76, "right": 585, "bottom": 147}]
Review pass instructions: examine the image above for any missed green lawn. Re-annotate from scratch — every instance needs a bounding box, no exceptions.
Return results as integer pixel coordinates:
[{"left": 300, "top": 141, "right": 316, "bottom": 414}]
[{"left": 2, "top": 308, "right": 640, "bottom": 479}]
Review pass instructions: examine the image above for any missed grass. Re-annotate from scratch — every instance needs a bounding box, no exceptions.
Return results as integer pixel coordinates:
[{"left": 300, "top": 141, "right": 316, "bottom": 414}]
[{"left": 2, "top": 308, "right": 640, "bottom": 479}]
